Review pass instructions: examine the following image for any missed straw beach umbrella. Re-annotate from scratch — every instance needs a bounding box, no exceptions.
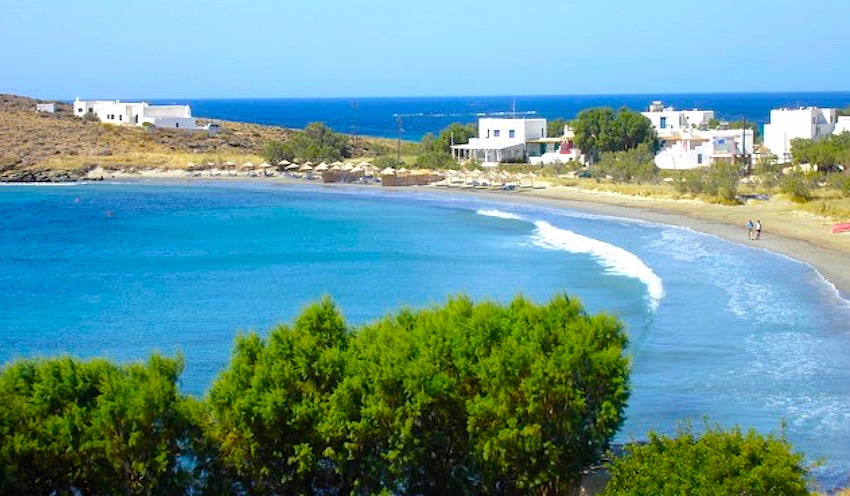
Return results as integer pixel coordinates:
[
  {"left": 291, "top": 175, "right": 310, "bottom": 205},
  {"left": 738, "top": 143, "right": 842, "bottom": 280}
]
[
  {"left": 380, "top": 167, "right": 396, "bottom": 175},
  {"left": 314, "top": 163, "right": 329, "bottom": 172},
  {"left": 299, "top": 164, "right": 314, "bottom": 171},
  {"left": 285, "top": 163, "right": 301, "bottom": 170}
]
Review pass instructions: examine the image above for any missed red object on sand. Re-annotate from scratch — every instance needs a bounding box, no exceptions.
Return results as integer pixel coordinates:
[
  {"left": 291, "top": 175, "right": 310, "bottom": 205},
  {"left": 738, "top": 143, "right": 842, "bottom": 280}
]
[{"left": 832, "top": 222, "right": 850, "bottom": 234}]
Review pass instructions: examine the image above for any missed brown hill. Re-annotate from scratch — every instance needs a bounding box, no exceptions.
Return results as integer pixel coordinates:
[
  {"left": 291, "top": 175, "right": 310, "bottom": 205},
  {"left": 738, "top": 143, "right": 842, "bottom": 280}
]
[{"left": 0, "top": 94, "right": 394, "bottom": 181}]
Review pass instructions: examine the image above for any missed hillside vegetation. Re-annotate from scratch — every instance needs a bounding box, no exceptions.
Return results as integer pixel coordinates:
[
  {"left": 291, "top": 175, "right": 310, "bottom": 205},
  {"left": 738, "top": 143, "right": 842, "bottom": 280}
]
[{"left": 0, "top": 94, "right": 395, "bottom": 180}]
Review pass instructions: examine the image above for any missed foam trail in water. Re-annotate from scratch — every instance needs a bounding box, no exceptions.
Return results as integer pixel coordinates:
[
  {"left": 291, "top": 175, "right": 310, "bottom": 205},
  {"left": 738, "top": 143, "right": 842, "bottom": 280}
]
[
  {"left": 531, "top": 220, "right": 665, "bottom": 311},
  {"left": 476, "top": 209, "right": 524, "bottom": 221}
]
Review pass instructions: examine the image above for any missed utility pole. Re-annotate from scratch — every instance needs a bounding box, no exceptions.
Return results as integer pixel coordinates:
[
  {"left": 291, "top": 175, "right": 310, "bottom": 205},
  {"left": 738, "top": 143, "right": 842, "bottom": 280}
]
[
  {"left": 353, "top": 99, "right": 359, "bottom": 150},
  {"left": 741, "top": 116, "right": 744, "bottom": 174},
  {"left": 396, "top": 115, "right": 402, "bottom": 162}
]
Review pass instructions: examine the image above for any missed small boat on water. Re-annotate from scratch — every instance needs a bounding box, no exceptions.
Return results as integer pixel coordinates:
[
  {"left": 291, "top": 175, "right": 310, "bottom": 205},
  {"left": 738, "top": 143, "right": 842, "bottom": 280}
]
[{"left": 832, "top": 222, "right": 850, "bottom": 234}]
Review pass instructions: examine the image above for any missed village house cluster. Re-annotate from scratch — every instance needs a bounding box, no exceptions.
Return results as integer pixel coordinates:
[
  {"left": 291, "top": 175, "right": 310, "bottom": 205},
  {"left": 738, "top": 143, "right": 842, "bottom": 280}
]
[
  {"left": 450, "top": 101, "right": 850, "bottom": 169},
  {"left": 54, "top": 97, "right": 849, "bottom": 170}
]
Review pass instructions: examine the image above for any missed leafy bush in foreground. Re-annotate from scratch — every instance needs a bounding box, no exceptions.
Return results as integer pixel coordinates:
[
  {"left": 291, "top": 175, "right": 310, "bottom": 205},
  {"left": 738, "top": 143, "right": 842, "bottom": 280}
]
[
  {"left": 206, "top": 294, "right": 630, "bottom": 495},
  {"left": 604, "top": 423, "right": 811, "bottom": 496},
  {"left": 0, "top": 355, "right": 196, "bottom": 495}
]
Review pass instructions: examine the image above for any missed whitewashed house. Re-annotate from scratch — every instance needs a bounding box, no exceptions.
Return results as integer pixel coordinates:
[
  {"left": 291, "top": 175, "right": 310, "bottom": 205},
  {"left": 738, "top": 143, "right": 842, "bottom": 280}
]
[
  {"left": 763, "top": 107, "right": 838, "bottom": 162},
  {"left": 642, "top": 101, "right": 715, "bottom": 133},
  {"left": 450, "top": 118, "right": 580, "bottom": 166},
  {"left": 73, "top": 98, "right": 199, "bottom": 130},
  {"left": 36, "top": 103, "right": 57, "bottom": 113},
  {"left": 527, "top": 125, "right": 583, "bottom": 165},
  {"left": 642, "top": 101, "right": 751, "bottom": 169},
  {"left": 654, "top": 129, "right": 754, "bottom": 170},
  {"left": 451, "top": 118, "right": 545, "bottom": 166}
]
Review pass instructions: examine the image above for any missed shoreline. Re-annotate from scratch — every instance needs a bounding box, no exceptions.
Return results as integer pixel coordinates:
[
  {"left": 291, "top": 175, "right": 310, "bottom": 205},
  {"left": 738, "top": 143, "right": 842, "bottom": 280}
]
[
  {"left": 9, "top": 172, "right": 849, "bottom": 297},
  {"left": 452, "top": 186, "right": 850, "bottom": 300}
]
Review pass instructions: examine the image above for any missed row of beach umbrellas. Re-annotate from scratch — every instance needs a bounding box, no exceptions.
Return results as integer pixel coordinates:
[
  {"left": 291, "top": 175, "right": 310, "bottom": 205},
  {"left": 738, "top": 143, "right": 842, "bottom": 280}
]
[{"left": 184, "top": 160, "right": 540, "bottom": 184}]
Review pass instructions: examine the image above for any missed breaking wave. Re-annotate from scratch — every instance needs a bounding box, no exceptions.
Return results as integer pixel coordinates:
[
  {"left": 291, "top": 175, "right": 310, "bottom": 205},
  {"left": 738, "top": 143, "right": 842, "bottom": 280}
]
[
  {"left": 476, "top": 209, "right": 524, "bottom": 221},
  {"left": 531, "top": 220, "right": 665, "bottom": 310},
  {"left": 476, "top": 209, "right": 664, "bottom": 310}
]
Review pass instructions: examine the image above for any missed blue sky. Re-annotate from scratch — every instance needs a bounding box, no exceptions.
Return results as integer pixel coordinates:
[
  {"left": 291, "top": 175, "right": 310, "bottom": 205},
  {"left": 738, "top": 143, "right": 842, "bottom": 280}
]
[{"left": 2, "top": 0, "right": 848, "bottom": 99}]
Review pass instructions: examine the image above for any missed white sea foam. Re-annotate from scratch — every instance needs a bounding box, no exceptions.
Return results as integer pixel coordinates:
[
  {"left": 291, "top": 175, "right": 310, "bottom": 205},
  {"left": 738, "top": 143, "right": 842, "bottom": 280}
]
[
  {"left": 476, "top": 209, "right": 524, "bottom": 221},
  {"left": 531, "top": 220, "right": 665, "bottom": 310}
]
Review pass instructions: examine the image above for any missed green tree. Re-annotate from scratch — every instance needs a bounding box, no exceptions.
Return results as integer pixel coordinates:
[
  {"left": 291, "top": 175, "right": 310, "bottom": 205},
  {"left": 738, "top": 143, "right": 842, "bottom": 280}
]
[
  {"left": 781, "top": 169, "right": 814, "bottom": 202},
  {"left": 206, "top": 297, "right": 350, "bottom": 495},
  {"left": 547, "top": 118, "right": 569, "bottom": 138},
  {"left": 573, "top": 107, "right": 656, "bottom": 163},
  {"left": 262, "top": 139, "right": 294, "bottom": 165},
  {"left": 426, "top": 122, "right": 477, "bottom": 154},
  {"left": 206, "top": 294, "right": 630, "bottom": 495},
  {"left": 791, "top": 132, "right": 850, "bottom": 172},
  {"left": 705, "top": 161, "right": 741, "bottom": 203},
  {"left": 603, "top": 423, "right": 811, "bottom": 496},
  {"left": 611, "top": 107, "right": 657, "bottom": 152},
  {"left": 572, "top": 107, "right": 616, "bottom": 164},
  {"left": 0, "top": 355, "right": 195, "bottom": 495},
  {"left": 331, "top": 295, "right": 630, "bottom": 495},
  {"left": 594, "top": 143, "right": 659, "bottom": 184},
  {"left": 261, "top": 122, "right": 348, "bottom": 164}
]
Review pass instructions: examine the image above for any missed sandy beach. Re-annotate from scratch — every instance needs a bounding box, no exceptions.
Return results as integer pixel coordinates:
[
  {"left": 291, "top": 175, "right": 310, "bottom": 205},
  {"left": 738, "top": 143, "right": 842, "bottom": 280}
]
[
  {"left": 460, "top": 185, "right": 850, "bottom": 299},
  {"left": 91, "top": 168, "right": 850, "bottom": 298}
]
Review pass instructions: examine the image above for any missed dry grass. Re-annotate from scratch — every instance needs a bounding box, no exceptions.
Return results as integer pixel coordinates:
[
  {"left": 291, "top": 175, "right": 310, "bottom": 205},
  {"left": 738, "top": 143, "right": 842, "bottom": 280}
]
[
  {"left": 0, "top": 93, "right": 401, "bottom": 175},
  {"left": 795, "top": 196, "right": 850, "bottom": 221}
]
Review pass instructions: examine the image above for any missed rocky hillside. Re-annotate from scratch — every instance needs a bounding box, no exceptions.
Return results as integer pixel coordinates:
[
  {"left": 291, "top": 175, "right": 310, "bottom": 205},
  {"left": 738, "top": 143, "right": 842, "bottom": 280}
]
[{"left": 0, "top": 94, "right": 395, "bottom": 181}]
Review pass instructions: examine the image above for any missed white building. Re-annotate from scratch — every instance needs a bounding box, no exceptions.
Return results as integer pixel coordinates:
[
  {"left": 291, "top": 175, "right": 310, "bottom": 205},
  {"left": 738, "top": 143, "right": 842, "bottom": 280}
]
[
  {"left": 763, "top": 107, "right": 838, "bottom": 162},
  {"left": 36, "top": 103, "right": 57, "bottom": 113},
  {"left": 527, "top": 125, "right": 584, "bottom": 165},
  {"left": 642, "top": 101, "right": 715, "bottom": 134},
  {"left": 73, "top": 98, "right": 198, "bottom": 130},
  {"left": 834, "top": 116, "right": 850, "bottom": 136},
  {"left": 654, "top": 128, "right": 754, "bottom": 170},
  {"left": 451, "top": 118, "right": 546, "bottom": 165}
]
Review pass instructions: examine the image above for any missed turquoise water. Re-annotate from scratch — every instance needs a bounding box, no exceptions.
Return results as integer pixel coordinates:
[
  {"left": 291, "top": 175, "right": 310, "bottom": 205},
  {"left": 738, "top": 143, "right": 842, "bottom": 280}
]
[{"left": 2, "top": 181, "right": 849, "bottom": 488}]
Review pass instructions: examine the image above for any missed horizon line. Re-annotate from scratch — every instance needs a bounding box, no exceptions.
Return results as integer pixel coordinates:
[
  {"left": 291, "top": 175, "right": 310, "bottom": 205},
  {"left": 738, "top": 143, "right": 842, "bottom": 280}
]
[{"left": 14, "top": 89, "right": 850, "bottom": 103}]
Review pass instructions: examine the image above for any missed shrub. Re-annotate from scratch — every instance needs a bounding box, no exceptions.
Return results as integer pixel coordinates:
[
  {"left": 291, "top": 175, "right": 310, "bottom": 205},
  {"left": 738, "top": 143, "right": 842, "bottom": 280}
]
[
  {"left": 828, "top": 172, "right": 850, "bottom": 197},
  {"left": 781, "top": 170, "right": 813, "bottom": 202},
  {"left": 604, "top": 423, "right": 811, "bottom": 496},
  {"left": 414, "top": 150, "right": 455, "bottom": 169}
]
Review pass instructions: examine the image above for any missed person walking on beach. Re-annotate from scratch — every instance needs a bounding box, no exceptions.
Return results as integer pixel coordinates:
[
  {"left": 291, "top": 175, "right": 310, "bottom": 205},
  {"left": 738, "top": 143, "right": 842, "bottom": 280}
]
[
  {"left": 746, "top": 219, "right": 754, "bottom": 240},
  {"left": 755, "top": 220, "right": 762, "bottom": 240}
]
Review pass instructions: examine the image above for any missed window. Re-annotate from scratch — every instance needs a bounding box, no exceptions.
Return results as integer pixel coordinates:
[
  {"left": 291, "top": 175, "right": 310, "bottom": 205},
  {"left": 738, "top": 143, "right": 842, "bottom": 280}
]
[
  {"left": 176, "top": 123, "right": 179, "bottom": 128},
  {"left": 509, "top": 130, "right": 515, "bottom": 138},
  {"left": 697, "top": 153, "right": 703, "bottom": 165},
  {"left": 119, "top": 115, "right": 122, "bottom": 121},
  {"left": 493, "top": 130, "right": 500, "bottom": 137},
  {"left": 660, "top": 117, "right": 667, "bottom": 129}
]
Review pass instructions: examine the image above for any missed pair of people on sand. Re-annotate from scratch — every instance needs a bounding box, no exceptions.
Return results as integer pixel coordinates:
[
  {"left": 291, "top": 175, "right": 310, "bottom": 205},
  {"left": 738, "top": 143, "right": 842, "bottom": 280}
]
[{"left": 747, "top": 219, "right": 762, "bottom": 240}]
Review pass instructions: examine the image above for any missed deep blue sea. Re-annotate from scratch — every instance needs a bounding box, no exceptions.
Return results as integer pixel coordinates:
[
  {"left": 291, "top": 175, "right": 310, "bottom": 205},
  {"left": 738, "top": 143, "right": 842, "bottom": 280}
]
[
  {"left": 2, "top": 181, "right": 849, "bottom": 489},
  {"left": 152, "top": 92, "right": 850, "bottom": 140}
]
